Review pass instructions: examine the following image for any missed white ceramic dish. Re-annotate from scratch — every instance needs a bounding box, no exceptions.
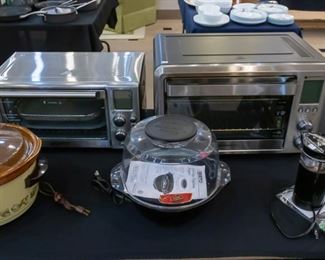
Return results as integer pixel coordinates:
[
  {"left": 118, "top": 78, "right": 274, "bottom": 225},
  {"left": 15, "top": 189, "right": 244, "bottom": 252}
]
[
  {"left": 232, "top": 3, "right": 256, "bottom": 10},
  {"left": 193, "top": 13, "right": 230, "bottom": 27},
  {"left": 231, "top": 16, "right": 266, "bottom": 25},
  {"left": 184, "top": 0, "right": 231, "bottom": 8},
  {"left": 257, "top": 3, "right": 288, "bottom": 14},
  {"left": 197, "top": 4, "right": 223, "bottom": 23},
  {"left": 219, "top": 5, "right": 232, "bottom": 14},
  {"left": 230, "top": 10, "right": 267, "bottom": 25},
  {"left": 268, "top": 13, "right": 294, "bottom": 26},
  {"left": 196, "top": 4, "right": 220, "bottom": 12},
  {"left": 230, "top": 9, "right": 267, "bottom": 22}
]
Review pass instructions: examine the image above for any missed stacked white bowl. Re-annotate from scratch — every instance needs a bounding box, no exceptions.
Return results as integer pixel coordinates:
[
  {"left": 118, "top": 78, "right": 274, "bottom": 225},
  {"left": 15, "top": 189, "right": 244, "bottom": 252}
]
[
  {"left": 194, "top": 3, "right": 230, "bottom": 26},
  {"left": 194, "top": 0, "right": 232, "bottom": 14},
  {"left": 196, "top": 4, "right": 223, "bottom": 23}
]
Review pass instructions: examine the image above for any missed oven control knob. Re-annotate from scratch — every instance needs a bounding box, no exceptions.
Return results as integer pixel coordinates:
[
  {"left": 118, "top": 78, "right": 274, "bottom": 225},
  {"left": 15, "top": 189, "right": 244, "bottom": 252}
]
[
  {"left": 297, "top": 120, "right": 313, "bottom": 132},
  {"left": 293, "top": 134, "right": 303, "bottom": 149},
  {"left": 113, "top": 115, "right": 126, "bottom": 127},
  {"left": 115, "top": 129, "right": 127, "bottom": 142},
  {"left": 130, "top": 115, "right": 137, "bottom": 123}
]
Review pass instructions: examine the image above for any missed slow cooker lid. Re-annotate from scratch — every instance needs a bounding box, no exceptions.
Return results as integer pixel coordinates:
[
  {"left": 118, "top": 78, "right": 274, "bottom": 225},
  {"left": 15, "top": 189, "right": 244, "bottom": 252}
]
[
  {"left": 0, "top": 125, "right": 25, "bottom": 170},
  {"left": 0, "top": 124, "right": 42, "bottom": 185}
]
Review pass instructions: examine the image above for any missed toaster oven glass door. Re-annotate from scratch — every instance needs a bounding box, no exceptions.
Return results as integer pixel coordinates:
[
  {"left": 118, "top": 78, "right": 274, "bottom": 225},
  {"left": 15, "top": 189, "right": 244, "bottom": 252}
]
[
  {"left": 164, "top": 76, "right": 296, "bottom": 151},
  {"left": 0, "top": 90, "right": 109, "bottom": 147},
  {"left": 167, "top": 96, "right": 293, "bottom": 141}
]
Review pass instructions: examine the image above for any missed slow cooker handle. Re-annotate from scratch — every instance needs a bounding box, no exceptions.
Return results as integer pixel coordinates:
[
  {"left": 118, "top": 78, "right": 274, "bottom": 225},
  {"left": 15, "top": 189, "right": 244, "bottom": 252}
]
[{"left": 25, "top": 158, "right": 48, "bottom": 188}]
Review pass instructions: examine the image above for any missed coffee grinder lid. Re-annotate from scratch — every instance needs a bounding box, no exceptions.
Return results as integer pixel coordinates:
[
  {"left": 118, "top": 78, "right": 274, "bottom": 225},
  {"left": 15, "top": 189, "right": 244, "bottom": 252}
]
[
  {"left": 145, "top": 115, "right": 197, "bottom": 142},
  {"left": 302, "top": 133, "right": 325, "bottom": 160}
]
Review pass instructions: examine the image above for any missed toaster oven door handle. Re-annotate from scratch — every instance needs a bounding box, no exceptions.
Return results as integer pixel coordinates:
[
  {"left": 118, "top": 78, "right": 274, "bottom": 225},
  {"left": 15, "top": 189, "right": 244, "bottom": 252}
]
[
  {"left": 166, "top": 84, "right": 296, "bottom": 97},
  {"left": 0, "top": 91, "right": 101, "bottom": 98}
]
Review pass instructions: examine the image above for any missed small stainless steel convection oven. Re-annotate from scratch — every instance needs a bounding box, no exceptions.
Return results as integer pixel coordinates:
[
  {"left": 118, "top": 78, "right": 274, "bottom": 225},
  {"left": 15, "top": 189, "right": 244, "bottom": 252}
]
[
  {"left": 0, "top": 52, "right": 145, "bottom": 148},
  {"left": 154, "top": 33, "right": 325, "bottom": 153}
]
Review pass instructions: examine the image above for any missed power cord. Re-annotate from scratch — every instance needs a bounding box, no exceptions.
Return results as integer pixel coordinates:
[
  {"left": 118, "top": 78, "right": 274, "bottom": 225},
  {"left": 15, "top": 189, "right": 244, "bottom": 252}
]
[
  {"left": 270, "top": 188, "right": 324, "bottom": 239},
  {"left": 92, "top": 170, "right": 130, "bottom": 205}
]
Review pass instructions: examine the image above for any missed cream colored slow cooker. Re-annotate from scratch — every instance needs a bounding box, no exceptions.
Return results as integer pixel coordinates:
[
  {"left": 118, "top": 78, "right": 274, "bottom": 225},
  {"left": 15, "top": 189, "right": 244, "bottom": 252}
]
[{"left": 0, "top": 123, "right": 44, "bottom": 226}]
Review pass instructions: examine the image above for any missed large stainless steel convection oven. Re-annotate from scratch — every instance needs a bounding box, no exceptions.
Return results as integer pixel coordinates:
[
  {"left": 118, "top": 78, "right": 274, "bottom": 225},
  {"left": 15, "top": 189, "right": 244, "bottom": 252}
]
[
  {"left": 0, "top": 52, "right": 145, "bottom": 148},
  {"left": 154, "top": 33, "right": 325, "bottom": 153}
]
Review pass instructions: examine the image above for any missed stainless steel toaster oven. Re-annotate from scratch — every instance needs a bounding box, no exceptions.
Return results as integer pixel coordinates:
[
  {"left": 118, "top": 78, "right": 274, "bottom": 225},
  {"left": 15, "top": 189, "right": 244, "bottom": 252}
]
[
  {"left": 154, "top": 33, "right": 325, "bottom": 153},
  {"left": 0, "top": 52, "right": 145, "bottom": 148}
]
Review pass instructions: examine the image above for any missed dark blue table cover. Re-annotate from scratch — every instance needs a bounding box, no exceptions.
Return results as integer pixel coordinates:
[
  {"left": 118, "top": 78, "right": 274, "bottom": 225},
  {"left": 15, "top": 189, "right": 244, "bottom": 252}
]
[{"left": 178, "top": 0, "right": 302, "bottom": 37}]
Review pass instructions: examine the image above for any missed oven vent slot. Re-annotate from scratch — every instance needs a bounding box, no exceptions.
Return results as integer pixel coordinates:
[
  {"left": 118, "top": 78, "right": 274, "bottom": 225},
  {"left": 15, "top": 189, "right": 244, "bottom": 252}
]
[
  {"left": 281, "top": 36, "right": 310, "bottom": 58},
  {"left": 166, "top": 76, "right": 297, "bottom": 97},
  {"left": 166, "top": 76, "right": 297, "bottom": 86}
]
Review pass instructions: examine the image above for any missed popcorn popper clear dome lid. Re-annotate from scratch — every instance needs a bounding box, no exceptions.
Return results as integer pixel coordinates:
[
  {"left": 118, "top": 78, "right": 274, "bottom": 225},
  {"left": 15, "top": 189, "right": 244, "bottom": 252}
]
[{"left": 110, "top": 115, "right": 231, "bottom": 212}]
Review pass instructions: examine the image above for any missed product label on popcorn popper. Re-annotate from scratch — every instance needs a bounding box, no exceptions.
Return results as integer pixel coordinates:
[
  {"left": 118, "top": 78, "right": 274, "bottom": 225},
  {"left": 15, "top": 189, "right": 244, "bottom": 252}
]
[{"left": 126, "top": 161, "right": 207, "bottom": 203}]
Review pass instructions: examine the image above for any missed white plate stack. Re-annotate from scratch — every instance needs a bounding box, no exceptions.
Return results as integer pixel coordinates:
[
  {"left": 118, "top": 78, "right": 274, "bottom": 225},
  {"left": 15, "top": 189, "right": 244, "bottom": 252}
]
[
  {"left": 257, "top": 3, "right": 289, "bottom": 14},
  {"left": 229, "top": 2, "right": 294, "bottom": 26},
  {"left": 230, "top": 9, "right": 267, "bottom": 25},
  {"left": 268, "top": 13, "right": 294, "bottom": 25},
  {"left": 232, "top": 3, "right": 257, "bottom": 11}
]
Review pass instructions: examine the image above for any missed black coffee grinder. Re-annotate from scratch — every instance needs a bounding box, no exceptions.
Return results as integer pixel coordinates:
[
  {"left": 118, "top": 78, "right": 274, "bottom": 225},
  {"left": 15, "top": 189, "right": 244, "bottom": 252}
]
[
  {"left": 293, "top": 133, "right": 325, "bottom": 210},
  {"left": 271, "top": 132, "right": 325, "bottom": 239}
]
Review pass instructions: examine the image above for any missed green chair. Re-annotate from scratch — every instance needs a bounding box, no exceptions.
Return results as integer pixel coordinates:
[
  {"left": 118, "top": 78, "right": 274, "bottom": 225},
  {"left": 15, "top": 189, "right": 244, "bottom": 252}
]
[{"left": 107, "top": 0, "right": 156, "bottom": 33}]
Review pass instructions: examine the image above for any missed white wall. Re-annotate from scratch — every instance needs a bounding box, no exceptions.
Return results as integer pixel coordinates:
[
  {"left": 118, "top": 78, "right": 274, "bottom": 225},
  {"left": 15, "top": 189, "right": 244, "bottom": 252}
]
[{"left": 157, "top": 0, "right": 179, "bottom": 10}]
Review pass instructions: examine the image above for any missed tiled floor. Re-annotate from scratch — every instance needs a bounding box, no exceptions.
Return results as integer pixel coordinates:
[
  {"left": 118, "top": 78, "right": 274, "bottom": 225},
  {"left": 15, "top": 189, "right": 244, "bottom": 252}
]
[
  {"left": 102, "top": 19, "right": 325, "bottom": 109},
  {"left": 103, "top": 20, "right": 183, "bottom": 109}
]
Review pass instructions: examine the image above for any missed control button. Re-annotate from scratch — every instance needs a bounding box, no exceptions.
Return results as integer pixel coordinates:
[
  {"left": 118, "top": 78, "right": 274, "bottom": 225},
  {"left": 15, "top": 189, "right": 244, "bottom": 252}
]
[
  {"left": 297, "top": 120, "right": 313, "bottom": 132},
  {"left": 115, "top": 129, "right": 127, "bottom": 142},
  {"left": 304, "top": 108, "right": 310, "bottom": 113},
  {"left": 298, "top": 108, "right": 303, "bottom": 113},
  {"left": 113, "top": 115, "right": 126, "bottom": 127},
  {"left": 312, "top": 107, "right": 318, "bottom": 113},
  {"left": 130, "top": 115, "right": 137, "bottom": 123}
]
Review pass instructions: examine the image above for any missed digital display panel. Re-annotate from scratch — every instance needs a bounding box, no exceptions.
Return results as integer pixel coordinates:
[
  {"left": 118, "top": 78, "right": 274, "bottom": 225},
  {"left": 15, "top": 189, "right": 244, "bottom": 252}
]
[
  {"left": 300, "top": 80, "right": 324, "bottom": 104},
  {"left": 113, "top": 90, "right": 132, "bottom": 109}
]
